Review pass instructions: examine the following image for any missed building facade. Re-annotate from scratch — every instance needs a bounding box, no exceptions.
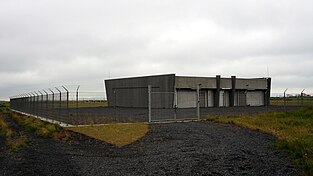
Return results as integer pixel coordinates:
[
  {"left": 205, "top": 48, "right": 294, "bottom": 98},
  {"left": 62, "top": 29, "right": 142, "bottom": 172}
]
[{"left": 105, "top": 74, "right": 271, "bottom": 108}]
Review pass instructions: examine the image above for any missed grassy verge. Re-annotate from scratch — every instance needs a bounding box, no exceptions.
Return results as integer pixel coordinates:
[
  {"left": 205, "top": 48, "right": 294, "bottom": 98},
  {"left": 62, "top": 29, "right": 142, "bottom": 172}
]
[
  {"left": 271, "top": 97, "right": 313, "bottom": 106},
  {"left": 0, "top": 116, "right": 28, "bottom": 152},
  {"left": 68, "top": 100, "right": 108, "bottom": 108},
  {"left": 10, "top": 112, "right": 71, "bottom": 140},
  {"left": 0, "top": 101, "right": 10, "bottom": 114},
  {"left": 207, "top": 107, "right": 313, "bottom": 175},
  {"left": 68, "top": 123, "right": 148, "bottom": 147}
]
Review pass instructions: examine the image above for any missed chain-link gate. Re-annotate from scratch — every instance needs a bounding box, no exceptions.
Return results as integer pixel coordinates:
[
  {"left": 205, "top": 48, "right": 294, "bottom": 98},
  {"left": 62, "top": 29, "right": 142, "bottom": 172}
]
[{"left": 148, "top": 85, "right": 200, "bottom": 122}]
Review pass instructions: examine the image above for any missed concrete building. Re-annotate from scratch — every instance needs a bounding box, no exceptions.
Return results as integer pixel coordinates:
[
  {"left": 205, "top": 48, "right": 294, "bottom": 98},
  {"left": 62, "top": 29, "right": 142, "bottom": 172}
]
[{"left": 105, "top": 74, "right": 271, "bottom": 108}]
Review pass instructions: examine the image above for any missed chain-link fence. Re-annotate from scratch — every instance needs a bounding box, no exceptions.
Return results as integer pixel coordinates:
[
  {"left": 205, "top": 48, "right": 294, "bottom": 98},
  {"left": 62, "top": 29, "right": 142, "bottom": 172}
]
[
  {"left": 10, "top": 85, "right": 112, "bottom": 125},
  {"left": 270, "top": 96, "right": 313, "bottom": 106},
  {"left": 10, "top": 84, "right": 200, "bottom": 125},
  {"left": 11, "top": 84, "right": 310, "bottom": 125}
]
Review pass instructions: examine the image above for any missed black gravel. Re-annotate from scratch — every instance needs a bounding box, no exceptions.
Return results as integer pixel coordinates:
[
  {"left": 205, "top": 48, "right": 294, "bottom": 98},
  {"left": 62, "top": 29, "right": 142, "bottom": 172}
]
[{"left": 0, "top": 116, "right": 299, "bottom": 176}]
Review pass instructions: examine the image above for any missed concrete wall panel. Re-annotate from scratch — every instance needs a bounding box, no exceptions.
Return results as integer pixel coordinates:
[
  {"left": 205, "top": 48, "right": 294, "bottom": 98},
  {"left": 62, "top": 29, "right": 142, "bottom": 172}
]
[
  {"left": 220, "top": 78, "right": 232, "bottom": 89},
  {"left": 105, "top": 74, "right": 175, "bottom": 108},
  {"left": 175, "top": 76, "right": 216, "bottom": 89},
  {"left": 236, "top": 78, "right": 267, "bottom": 89}
]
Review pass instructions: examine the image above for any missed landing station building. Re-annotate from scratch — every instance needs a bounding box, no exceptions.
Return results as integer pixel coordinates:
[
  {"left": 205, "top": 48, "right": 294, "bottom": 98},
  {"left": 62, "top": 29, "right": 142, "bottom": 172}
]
[{"left": 105, "top": 74, "right": 271, "bottom": 108}]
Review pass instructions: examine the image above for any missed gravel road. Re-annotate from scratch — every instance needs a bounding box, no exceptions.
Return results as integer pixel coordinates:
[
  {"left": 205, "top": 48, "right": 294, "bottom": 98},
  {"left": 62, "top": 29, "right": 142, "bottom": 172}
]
[{"left": 0, "top": 117, "right": 299, "bottom": 176}]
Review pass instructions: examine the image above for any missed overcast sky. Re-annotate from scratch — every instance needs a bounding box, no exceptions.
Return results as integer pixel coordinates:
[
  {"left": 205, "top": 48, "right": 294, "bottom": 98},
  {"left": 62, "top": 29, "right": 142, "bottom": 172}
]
[{"left": 1, "top": 0, "right": 313, "bottom": 100}]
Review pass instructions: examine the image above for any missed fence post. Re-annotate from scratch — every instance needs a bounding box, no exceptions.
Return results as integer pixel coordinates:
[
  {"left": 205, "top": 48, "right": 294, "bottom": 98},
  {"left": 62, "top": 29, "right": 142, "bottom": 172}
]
[
  {"left": 30, "top": 92, "right": 35, "bottom": 114},
  {"left": 265, "top": 90, "right": 268, "bottom": 112},
  {"left": 148, "top": 85, "right": 151, "bottom": 123},
  {"left": 76, "top": 85, "right": 80, "bottom": 109},
  {"left": 75, "top": 85, "right": 80, "bottom": 124},
  {"left": 197, "top": 84, "right": 200, "bottom": 120},
  {"left": 49, "top": 89, "right": 55, "bottom": 109},
  {"left": 43, "top": 90, "right": 48, "bottom": 109},
  {"left": 301, "top": 89, "right": 305, "bottom": 106},
  {"left": 174, "top": 89, "right": 177, "bottom": 120},
  {"left": 38, "top": 90, "right": 44, "bottom": 116},
  {"left": 43, "top": 90, "right": 49, "bottom": 117},
  {"left": 284, "top": 88, "right": 288, "bottom": 111},
  {"left": 62, "top": 86, "right": 69, "bottom": 109},
  {"left": 34, "top": 92, "right": 40, "bottom": 116},
  {"left": 55, "top": 87, "right": 62, "bottom": 109},
  {"left": 55, "top": 87, "right": 62, "bottom": 122},
  {"left": 27, "top": 93, "right": 32, "bottom": 113}
]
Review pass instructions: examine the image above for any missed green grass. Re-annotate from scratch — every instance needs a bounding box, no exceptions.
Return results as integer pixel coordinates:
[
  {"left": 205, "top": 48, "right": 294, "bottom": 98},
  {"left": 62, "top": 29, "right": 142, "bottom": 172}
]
[
  {"left": 0, "top": 101, "right": 10, "bottom": 114},
  {"left": 271, "top": 97, "right": 313, "bottom": 106},
  {"left": 0, "top": 111, "right": 28, "bottom": 152},
  {"left": 0, "top": 118, "right": 11, "bottom": 138},
  {"left": 5, "top": 135, "right": 28, "bottom": 152},
  {"left": 11, "top": 112, "right": 71, "bottom": 140},
  {"left": 68, "top": 100, "right": 108, "bottom": 108},
  {"left": 68, "top": 123, "right": 148, "bottom": 147},
  {"left": 207, "top": 107, "right": 313, "bottom": 175}
]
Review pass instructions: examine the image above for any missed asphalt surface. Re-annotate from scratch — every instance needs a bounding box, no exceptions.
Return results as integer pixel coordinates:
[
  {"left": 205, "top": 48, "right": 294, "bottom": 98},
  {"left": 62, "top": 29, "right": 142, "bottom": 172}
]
[{"left": 0, "top": 116, "right": 299, "bottom": 176}]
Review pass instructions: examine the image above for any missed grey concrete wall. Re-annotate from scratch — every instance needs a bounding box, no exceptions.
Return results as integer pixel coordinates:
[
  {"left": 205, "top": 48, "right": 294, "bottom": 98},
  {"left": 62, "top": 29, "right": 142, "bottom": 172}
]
[
  {"left": 175, "top": 76, "right": 216, "bottom": 89},
  {"left": 105, "top": 74, "right": 175, "bottom": 108},
  {"left": 220, "top": 78, "right": 232, "bottom": 89},
  {"left": 176, "top": 76, "right": 268, "bottom": 90},
  {"left": 236, "top": 78, "right": 267, "bottom": 89}
]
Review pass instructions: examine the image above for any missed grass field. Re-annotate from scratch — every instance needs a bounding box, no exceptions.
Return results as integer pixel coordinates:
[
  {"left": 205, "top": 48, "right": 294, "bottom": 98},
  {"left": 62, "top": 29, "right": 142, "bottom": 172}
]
[
  {"left": 207, "top": 107, "right": 313, "bottom": 176},
  {"left": 271, "top": 97, "right": 313, "bottom": 106},
  {"left": 68, "top": 100, "right": 108, "bottom": 108},
  {"left": 68, "top": 123, "right": 148, "bottom": 147}
]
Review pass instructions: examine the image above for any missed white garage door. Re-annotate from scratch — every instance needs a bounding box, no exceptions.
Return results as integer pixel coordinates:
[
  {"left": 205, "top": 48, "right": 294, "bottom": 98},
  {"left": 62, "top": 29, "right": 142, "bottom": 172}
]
[
  {"left": 219, "top": 90, "right": 230, "bottom": 107},
  {"left": 207, "top": 90, "right": 214, "bottom": 107},
  {"left": 177, "top": 90, "right": 197, "bottom": 108},
  {"left": 246, "top": 91, "right": 264, "bottom": 106}
]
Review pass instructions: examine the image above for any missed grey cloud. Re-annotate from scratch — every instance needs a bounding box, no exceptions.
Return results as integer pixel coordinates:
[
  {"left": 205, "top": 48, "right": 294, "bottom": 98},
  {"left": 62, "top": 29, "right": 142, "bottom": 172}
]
[{"left": 1, "top": 0, "right": 313, "bottom": 100}]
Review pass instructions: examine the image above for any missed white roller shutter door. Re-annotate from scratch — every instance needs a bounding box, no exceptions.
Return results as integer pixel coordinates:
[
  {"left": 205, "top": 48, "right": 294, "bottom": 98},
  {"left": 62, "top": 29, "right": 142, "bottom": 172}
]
[{"left": 177, "top": 90, "right": 197, "bottom": 108}]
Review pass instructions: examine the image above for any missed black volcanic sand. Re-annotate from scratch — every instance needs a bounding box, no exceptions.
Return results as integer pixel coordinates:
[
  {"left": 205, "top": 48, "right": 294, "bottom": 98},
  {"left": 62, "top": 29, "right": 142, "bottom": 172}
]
[{"left": 0, "top": 116, "right": 299, "bottom": 176}]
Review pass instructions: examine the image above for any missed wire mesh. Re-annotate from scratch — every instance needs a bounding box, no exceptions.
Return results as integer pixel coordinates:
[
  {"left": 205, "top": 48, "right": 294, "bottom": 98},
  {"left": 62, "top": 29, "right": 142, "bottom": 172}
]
[
  {"left": 10, "top": 84, "right": 149, "bottom": 125},
  {"left": 150, "top": 91, "right": 199, "bottom": 122}
]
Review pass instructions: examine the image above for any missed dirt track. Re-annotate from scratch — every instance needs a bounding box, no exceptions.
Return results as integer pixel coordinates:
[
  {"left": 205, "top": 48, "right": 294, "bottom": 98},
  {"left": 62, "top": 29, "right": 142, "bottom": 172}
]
[{"left": 0, "top": 115, "right": 299, "bottom": 176}]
